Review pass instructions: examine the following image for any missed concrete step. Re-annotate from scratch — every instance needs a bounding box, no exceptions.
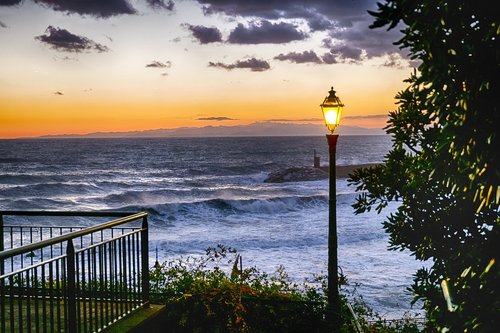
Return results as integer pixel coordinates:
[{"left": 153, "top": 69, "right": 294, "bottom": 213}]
[{"left": 104, "top": 304, "right": 166, "bottom": 333}]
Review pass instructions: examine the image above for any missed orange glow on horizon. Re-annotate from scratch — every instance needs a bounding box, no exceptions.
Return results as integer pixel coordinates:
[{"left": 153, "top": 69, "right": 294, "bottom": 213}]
[
  {"left": 1, "top": 86, "right": 398, "bottom": 139},
  {"left": 0, "top": 73, "right": 400, "bottom": 139}
]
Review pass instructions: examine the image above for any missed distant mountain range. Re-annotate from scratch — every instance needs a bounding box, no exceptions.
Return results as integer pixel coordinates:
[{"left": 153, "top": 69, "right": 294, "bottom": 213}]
[{"left": 38, "top": 122, "right": 385, "bottom": 138}]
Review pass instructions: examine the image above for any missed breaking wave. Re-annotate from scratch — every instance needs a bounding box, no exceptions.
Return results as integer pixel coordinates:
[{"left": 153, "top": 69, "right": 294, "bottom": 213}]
[{"left": 113, "top": 194, "right": 330, "bottom": 223}]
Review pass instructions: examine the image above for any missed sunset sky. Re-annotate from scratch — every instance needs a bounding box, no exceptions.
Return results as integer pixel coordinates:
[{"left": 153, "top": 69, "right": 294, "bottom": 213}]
[{"left": 0, "top": 0, "right": 413, "bottom": 138}]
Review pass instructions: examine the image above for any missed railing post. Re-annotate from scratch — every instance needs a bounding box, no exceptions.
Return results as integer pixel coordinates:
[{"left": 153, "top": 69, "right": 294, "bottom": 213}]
[
  {"left": 141, "top": 216, "right": 149, "bottom": 306},
  {"left": 0, "top": 214, "right": 4, "bottom": 276},
  {"left": 0, "top": 214, "right": 4, "bottom": 252},
  {"left": 66, "top": 239, "right": 77, "bottom": 333},
  {"left": 0, "top": 214, "right": 4, "bottom": 333}
]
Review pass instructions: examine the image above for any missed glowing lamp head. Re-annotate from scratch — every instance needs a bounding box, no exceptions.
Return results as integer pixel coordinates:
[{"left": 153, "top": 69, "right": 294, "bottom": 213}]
[{"left": 320, "top": 87, "right": 344, "bottom": 134}]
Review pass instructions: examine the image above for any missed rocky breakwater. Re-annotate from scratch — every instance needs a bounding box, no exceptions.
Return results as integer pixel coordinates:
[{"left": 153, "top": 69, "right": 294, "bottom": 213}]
[
  {"left": 264, "top": 166, "right": 328, "bottom": 183},
  {"left": 264, "top": 164, "right": 380, "bottom": 183}
]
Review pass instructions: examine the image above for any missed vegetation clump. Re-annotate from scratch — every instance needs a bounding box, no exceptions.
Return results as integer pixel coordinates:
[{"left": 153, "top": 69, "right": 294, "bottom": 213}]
[{"left": 150, "top": 244, "right": 422, "bottom": 333}]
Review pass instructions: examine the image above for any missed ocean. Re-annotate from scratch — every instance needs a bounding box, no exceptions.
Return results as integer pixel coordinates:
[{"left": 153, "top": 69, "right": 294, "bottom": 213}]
[{"left": 0, "top": 136, "right": 423, "bottom": 318}]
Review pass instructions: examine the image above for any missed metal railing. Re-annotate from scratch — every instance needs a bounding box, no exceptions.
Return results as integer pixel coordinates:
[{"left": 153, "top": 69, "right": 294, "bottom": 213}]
[{"left": 0, "top": 211, "right": 149, "bottom": 333}]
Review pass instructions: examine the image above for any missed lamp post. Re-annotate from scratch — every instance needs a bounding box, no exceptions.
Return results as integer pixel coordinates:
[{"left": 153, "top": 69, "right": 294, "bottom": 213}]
[{"left": 320, "top": 86, "right": 344, "bottom": 331}]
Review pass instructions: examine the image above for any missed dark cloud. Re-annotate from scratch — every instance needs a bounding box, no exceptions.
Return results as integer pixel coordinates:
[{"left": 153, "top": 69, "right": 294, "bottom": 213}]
[
  {"left": 0, "top": 20, "right": 7, "bottom": 28},
  {"left": 328, "top": 22, "right": 402, "bottom": 58},
  {"left": 321, "top": 52, "right": 337, "bottom": 64},
  {"left": 197, "top": 1, "right": 405, "bottom": 61},
  {"left": 321, "top": 38, "right": 334, "bottom": 49},
  {"left": 145, "top": 60, "right": 172, "bottom": 68},
  {"left": 33, "top": 0, "right": 136, "bottom": 18},
  {"left": 307, "top": 17, "right": 334, "bottom": 32},
  {"left": 35, "top": 26, "right": 109, "bottom": 53},
  {"left": 330, "top": 45, "right": 363, "bottom": 61},
  {"left": 0, "top": 0, "right": 21, "bottom": 5},
  {"left": 197, "top": 117, "right": 237, "bottom": 121},
  {"left": 197, "top": 1, "right": 374, "bottom": 28},
  {"left": 321, "top": 45, "right": 364, "bottom": 64},
  {"left": 185, "top": 24, "right": 222, "bottom": 44},
  {"left": 146, "top": 0, "right": 174, "bottom": 10},
  {"left": 227, "top": 20, "right": 307, "bottom": 44},
  {"left": 208, "top": 57, "right": 270, "bottom": 72},
  {"left": 54, "top": 91, "right": 63, "bottom": 95},
  {"left": 274, "top": 50, "right": 322, "bottom": 64}
]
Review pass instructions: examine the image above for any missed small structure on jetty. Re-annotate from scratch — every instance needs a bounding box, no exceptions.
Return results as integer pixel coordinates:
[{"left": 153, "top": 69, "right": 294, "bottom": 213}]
[{"left": 314, "top": 149, "right": 321, "bottom": 168}]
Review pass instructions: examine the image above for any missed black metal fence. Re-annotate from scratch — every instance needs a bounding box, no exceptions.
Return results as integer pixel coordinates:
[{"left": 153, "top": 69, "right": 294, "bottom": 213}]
[{"left": 0, "top": 211, "right": 149, "bottom": 333}]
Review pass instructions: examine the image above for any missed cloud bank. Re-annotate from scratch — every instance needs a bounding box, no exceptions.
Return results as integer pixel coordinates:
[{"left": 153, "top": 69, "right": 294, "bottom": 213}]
[
  {"left": 227, "top": 21, "right": 307, "bottom": 44},
  {"left": 208, "top": 58, "right": 270, "bottom": 72},
  {"left": 2, "top": 0, "right": 408, "bottom": 67},
  {"left": 33, "top": 0, "right": 136, "bottom": 18},
  {"left": 0, "top": 0, "right": 21, "bottom": 5},
  {"left": 35, "top": 26, "right": 109, "bottom": 53},
  {"left": 2, "top": 0, "right": 175, "bottom": 17},
  {"left": 196, "top": 117, "right": 237, "bottom": 121},
  {"left": 197, "top": 0, "right": 373, "bottom": 28},
  {"left": 146, "top": 0, "right": 174, "bottom": 10},
  {"left": 197, "top": 0, "right": 406, "bottom": 64},
  {"left": 274, "top": 50, "right": 322, "bottom": 64},
  {"left": 185, "top": 24, "right": 222, "bottom": 44},
  {"left": 145, "top": 60, "right": 172, "bottom": 68}
]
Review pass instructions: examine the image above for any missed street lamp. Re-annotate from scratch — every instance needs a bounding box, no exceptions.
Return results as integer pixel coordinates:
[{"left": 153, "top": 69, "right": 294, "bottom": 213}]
[
  {"left": 321, "top": 87, "right": 344, "bottom": 134},
  {"left": 320, "top": 86, "right": 344, "bottom": 331}
]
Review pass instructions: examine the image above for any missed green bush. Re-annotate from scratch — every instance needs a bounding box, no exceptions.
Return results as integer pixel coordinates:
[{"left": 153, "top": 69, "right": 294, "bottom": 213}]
[{"left": 150, "top": 244, "right": 423, "bottom": 333}]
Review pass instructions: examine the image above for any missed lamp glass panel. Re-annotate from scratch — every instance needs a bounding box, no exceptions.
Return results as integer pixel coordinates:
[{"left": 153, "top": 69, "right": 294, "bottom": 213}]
[{"left": 322, "top": 106, "right": 343, "bottom": 132}]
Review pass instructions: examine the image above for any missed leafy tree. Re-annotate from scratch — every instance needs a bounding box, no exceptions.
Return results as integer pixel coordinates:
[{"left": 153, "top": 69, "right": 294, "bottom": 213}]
[{"left": 349, "top": 1, "right": 499, "bottom": 331}]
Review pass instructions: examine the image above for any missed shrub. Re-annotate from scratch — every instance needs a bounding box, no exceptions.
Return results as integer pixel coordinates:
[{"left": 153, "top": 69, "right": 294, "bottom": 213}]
[{"left": 150, "top": 244, "right": 423, "bottom": 333}]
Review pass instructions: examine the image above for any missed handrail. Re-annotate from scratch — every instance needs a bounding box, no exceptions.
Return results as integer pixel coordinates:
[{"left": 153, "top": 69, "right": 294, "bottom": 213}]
[
  {"left": 2, "top": 225, "right": 136, "bottom": 229},
  {"left": 0, "top": 210, "right": 135, "bottom": 217},
  {"left": 72, "top": 229, "right": 142, "bottom": 255},
  {"left": 0, "top": 253, "right": 67, "bottom": 279},
  {"left": 347, "top": 302, "right": 364, "bottom": 333},
  {"left": 0, "top": 229, "right": 143, "bottom": 280},
  {"left": 0, "top": 210, "right": 150, "bottom": 332},
  {"left": 0, "top": 211, "right": 147, "bottom": 260}
]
